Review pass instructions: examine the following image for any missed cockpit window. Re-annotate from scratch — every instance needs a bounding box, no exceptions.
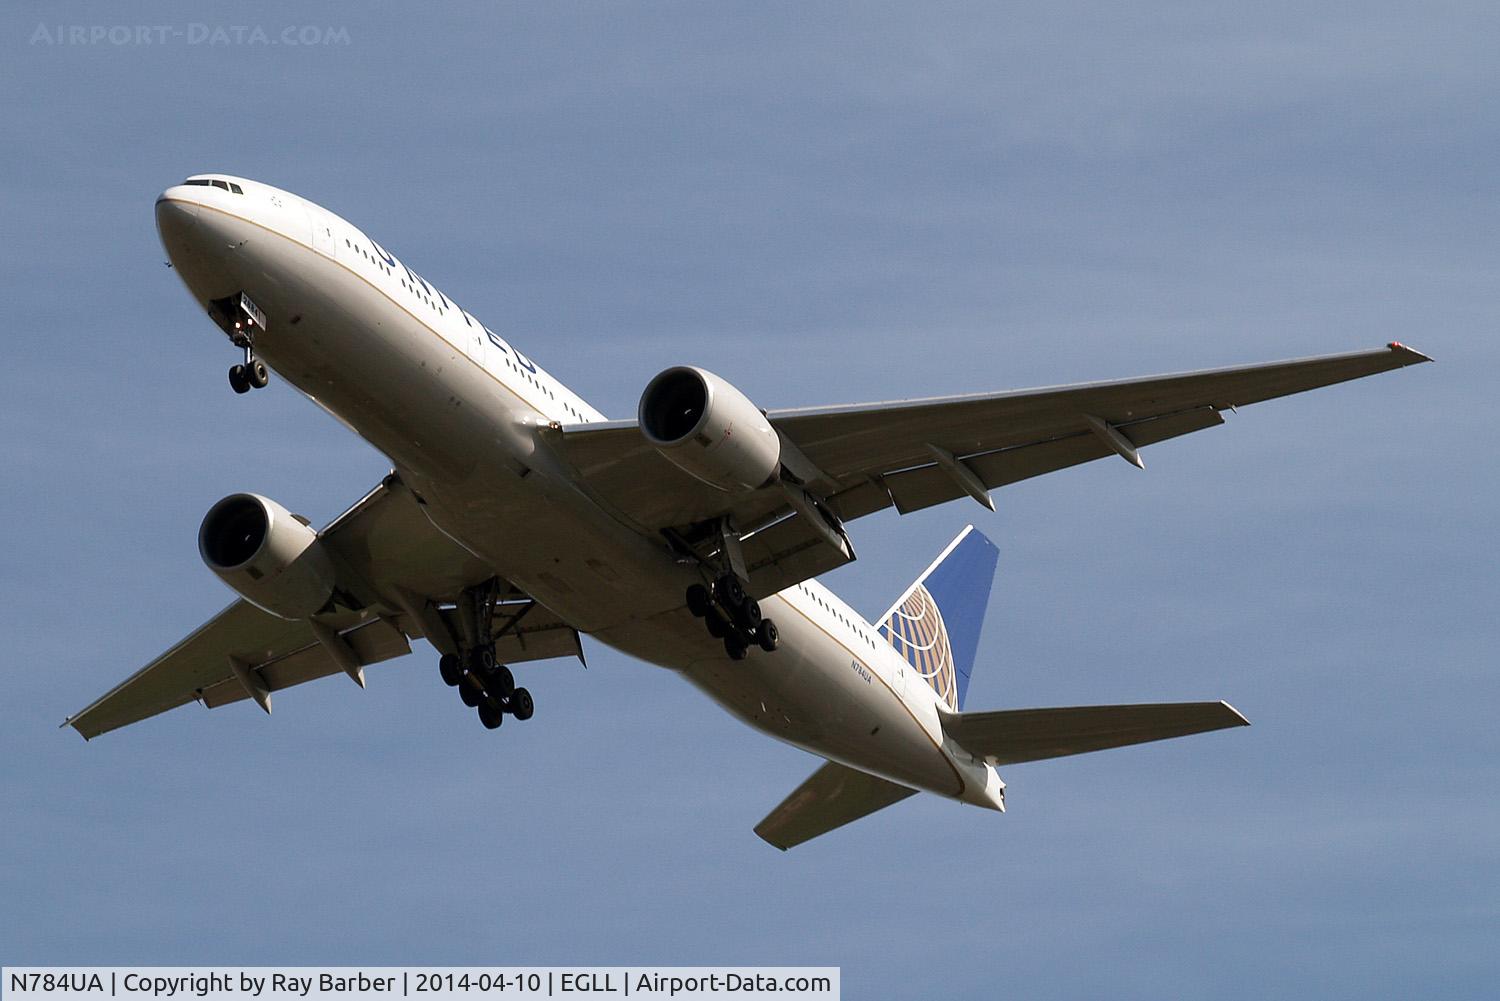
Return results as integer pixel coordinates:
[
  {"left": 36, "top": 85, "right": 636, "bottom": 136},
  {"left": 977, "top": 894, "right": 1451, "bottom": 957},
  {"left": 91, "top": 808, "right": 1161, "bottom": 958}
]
[{"left": 182, "top": 178, "right": 244, "bottom": 194}]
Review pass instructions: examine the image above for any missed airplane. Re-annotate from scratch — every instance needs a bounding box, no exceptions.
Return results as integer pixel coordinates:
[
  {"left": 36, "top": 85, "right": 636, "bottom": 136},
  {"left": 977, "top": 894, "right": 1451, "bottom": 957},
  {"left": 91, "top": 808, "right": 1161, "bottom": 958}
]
[{"left": 65, "top": 173, "right": 1431, "bottom": 849}]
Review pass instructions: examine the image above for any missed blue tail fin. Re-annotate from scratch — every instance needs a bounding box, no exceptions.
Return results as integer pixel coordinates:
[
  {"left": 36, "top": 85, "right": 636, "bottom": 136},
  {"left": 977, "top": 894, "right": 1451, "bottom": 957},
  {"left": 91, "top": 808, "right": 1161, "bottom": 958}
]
[{"left": 875, "top": 526, "right": 999, "bottom": 711}]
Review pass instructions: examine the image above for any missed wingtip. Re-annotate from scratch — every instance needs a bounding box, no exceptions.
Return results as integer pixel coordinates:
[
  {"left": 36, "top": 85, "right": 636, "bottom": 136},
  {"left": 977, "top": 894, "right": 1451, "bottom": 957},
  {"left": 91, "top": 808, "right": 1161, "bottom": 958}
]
[
  {"left": 1220, "top": 701, "right": 1251, "bottom": 727},
  {"left": 1387, "top": 341, "right": 1434, "bottom": 364},
  {"left": 753, "top": 826, "right": 791, "bottom": 851}
]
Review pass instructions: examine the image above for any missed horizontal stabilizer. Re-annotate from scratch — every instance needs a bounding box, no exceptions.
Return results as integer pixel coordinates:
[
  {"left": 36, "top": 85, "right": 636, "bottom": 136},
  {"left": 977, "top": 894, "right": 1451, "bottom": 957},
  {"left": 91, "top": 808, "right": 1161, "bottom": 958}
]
[
  {"left": 755, "top": 760, "right": 917, "bottom": 851},
  {"left": 939, "top": 701, "right": 1249, "bottom": 766}
]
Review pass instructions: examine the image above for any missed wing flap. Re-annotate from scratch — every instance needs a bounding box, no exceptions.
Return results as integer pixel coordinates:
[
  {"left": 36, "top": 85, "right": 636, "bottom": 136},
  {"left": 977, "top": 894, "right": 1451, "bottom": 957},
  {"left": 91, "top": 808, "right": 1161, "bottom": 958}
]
[
  {"left": 939, "top": 701, "right": 1250, "bottom": 766},
  {"left": 199, "top": 615, "right": 412, "bottom": 709},
  {"left": 754, "top": 760, "right": 918, "bottom": 851},
  {"left": 494, "top": 626, "right": 582, "bottom": 664},
  {"left": 431, "top": 599, "right": 585, "bottom": 665},
  {"left": 741, "top": 513, "right": 857, "bottom": 600},
  {"left": 881, "top": 406, "right": 1224, "bottom": 515}
]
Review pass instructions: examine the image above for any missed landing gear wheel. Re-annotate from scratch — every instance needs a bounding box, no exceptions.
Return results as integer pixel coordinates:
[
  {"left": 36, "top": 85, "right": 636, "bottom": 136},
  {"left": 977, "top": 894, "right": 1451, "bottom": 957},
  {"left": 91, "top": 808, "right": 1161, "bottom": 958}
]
[
  {"left": 686, "top": 584, "right": 712, "bottom": 618},
  {"left": 488, "top": 663, "right": 515, "bottom": 699},
  {"left": 510, "top": 687, "right": 534, "bottom": 721},
  {"left": 228, "top": 364, "right": 250, "bottom": 394},
  {"left": 737, "top": 598, "right": 762, "bottom": 631},
  {"left": 469, "top": 646, "right": 496, "bottom": 673},
  {"left": 439, "top": 654, "right": 462, "bottom": 687},
  {"left": 477, "top": 702, "right": 504, "bottom": 730},
  {"left": 719, "top": 575, "right": 746, "bottom": 609},
  {"left": 724, "top": 635, "right": 748, "bottom": 661},
  {"left": 459, "top": 682, "right": 481, "bottom": 707},
  {"left": 757, "top": 618, "right": 780, "bottom": 652},
  {"left": 706, "top": 614, "right": 727, "bottom": 639},
  {"left": 246, "top": 358, "right": 269, "bottom": 389}
]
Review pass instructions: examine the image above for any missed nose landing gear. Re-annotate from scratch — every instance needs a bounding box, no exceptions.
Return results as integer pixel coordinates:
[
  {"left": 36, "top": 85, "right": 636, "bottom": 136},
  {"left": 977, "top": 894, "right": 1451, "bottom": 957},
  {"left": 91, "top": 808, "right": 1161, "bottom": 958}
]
[{"left": 210, "top": 292, "right": 271, "bottom": 394}]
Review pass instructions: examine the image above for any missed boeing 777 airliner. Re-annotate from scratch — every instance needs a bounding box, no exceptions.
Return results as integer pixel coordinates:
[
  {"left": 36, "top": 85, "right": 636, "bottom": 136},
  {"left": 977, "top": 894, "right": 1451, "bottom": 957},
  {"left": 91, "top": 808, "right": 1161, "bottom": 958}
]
[{"left": 67, "top": 174, "right": 1430, "bottom": 848}]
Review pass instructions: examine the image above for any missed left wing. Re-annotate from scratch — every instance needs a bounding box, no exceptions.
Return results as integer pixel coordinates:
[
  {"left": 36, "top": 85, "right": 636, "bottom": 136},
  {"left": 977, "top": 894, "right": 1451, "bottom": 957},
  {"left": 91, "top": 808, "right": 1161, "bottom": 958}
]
[
  {"left": 553, "top": 344, "right": 1431, "bottom": 596},
  {"left": 66, "top": 478, "right": 581, "bottom": 739}
]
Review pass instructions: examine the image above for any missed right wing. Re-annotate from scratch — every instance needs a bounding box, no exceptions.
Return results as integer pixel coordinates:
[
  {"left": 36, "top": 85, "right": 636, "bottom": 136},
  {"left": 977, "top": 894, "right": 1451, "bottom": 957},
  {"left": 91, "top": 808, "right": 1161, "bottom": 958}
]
[
  {"left": 66, "top": 478, "right": 582, "bottom": 739},
  {"left": 938, "top": 701, "right": 1250, "bottom": 767},
  {"left": 754, "top": 760, "right": 918, "bottom": 851},
  {"left": 554, "top": 344, "right": 1431, "bottom": 597}
]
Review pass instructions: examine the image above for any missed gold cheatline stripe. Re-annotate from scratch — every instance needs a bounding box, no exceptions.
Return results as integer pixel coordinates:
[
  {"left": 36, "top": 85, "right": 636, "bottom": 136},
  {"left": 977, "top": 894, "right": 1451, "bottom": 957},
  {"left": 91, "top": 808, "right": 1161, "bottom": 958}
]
[{"left": 160, "top": 198, "right": 553, "bottom": 418}]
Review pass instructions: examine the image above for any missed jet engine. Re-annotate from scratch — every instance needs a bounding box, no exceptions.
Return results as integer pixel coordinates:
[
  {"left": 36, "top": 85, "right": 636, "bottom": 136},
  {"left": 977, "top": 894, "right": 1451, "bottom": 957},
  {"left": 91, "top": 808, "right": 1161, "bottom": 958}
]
[
  {"left": 638, "top": 366, "right": 781, "bottom": 492},
  {"left": 198, "top": 493, "right": 337, "bottom": 620}
]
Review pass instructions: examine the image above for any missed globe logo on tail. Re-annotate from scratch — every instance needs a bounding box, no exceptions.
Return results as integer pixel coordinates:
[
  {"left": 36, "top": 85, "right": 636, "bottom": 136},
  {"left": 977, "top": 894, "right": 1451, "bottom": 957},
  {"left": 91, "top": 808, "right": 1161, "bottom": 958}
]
[{"left": 878, "top": 584, "right": 958, "bottom": 710}]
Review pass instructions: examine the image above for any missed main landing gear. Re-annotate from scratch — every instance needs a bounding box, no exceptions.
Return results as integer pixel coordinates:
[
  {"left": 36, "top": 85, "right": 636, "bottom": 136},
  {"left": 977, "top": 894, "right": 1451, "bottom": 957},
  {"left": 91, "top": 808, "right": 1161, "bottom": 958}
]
[
  {"left": 435, "top": 578, "right": 535, "bottom": 731},
  {"left": 687, "top": 575, "right": 779, "bottom": 661},
  {"left": 439, "top": 646, "right": 534, "bottom": 730}
]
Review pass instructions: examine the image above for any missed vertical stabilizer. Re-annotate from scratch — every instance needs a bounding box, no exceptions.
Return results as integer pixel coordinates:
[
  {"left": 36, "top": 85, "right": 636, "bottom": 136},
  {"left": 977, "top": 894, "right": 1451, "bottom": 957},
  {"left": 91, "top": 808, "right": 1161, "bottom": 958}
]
[{"left": 876, "top": 526, "right": 999, "bottom": 710}]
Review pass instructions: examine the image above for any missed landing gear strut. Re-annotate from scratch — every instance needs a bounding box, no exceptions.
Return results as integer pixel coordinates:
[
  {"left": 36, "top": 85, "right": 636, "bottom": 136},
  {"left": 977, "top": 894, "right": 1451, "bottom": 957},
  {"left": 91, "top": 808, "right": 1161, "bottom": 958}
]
[{"left": 687, "top": 574, "right": 779, "bottom": 660}]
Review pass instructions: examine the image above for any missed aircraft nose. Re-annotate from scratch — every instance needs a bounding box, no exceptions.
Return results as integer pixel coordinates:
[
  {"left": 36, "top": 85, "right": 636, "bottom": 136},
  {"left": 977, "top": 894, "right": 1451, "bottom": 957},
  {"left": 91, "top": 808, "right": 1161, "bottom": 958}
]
[
  {"left": 155, "top": 188, "right": 201, "bottom": 242},
  {"left": 156, "top": 186, "right": 200, "bottom": 227},
  {"left": 153, "top": 186, "right": 217, "bottom": 271}
]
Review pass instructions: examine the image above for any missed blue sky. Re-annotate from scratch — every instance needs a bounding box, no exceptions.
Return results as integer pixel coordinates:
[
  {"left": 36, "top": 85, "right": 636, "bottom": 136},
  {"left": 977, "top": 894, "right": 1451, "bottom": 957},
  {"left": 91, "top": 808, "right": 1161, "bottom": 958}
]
[{"left": 1, "top": 2, "right": 1494, "bottom": 997}]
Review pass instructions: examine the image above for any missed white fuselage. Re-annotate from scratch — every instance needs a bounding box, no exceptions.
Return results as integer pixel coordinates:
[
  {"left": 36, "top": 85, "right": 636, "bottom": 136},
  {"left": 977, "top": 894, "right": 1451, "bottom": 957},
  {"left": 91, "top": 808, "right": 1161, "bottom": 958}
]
[{"left": 155, "top": 175, "right": 1005, "bottom": 810}]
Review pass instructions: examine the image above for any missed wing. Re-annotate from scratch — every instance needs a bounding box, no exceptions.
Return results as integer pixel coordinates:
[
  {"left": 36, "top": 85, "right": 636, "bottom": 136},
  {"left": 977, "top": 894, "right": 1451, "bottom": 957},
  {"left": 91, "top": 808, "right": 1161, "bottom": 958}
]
[
  {"left": 754, "top": 760, "right": 918, "bottom": 850},
  {"left": 66, "top": 478, "right": 582, "bottom": 739},
  {"left": 938, "top": 701, "right": 1250, "bottom": 766},
  {"left": 554, "top": 344, "right": 1431, "bottom": 595}
]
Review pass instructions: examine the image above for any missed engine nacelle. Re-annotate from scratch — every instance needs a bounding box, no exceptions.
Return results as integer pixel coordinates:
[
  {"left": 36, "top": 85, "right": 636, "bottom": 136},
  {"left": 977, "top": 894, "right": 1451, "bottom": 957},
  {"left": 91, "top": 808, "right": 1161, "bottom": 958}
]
[
  {"left": 638, "top": 366, "right": 781, "bottom": 492},
  {"left": 198, "top": 493, "right": 337, "bottom": 620}
]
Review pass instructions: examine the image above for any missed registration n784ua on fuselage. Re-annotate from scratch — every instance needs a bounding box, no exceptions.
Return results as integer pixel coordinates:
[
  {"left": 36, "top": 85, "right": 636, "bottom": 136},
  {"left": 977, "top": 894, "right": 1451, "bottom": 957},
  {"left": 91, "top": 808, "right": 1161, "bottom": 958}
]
[{"left": 67, "top": 174, "right": 1430, "bottom": 849}]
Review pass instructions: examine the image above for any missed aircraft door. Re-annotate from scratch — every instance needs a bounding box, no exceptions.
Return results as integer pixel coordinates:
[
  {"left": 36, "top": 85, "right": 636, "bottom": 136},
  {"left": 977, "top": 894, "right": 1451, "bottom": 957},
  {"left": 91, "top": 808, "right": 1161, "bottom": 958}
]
[{"left": 308, "top": 207, "right": 338, "bottom": 258}]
